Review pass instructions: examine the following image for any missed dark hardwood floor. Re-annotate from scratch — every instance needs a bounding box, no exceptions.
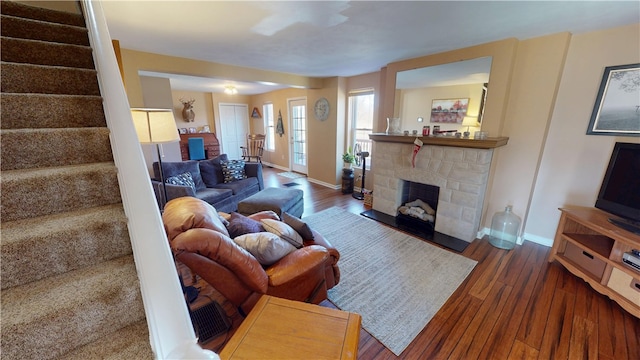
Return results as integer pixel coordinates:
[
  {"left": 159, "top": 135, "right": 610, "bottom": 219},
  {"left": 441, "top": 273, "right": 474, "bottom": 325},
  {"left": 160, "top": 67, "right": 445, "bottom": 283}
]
[{"left": 185, "top": 166, "right": 640, "bottom": 359}]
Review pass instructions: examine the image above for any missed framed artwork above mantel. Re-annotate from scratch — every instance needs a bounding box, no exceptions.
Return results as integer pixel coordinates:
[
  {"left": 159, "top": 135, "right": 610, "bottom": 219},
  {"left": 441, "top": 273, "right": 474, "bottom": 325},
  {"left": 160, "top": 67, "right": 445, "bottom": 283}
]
[{"left": 430, "top": 98, "right": 469, "bottom": 124}]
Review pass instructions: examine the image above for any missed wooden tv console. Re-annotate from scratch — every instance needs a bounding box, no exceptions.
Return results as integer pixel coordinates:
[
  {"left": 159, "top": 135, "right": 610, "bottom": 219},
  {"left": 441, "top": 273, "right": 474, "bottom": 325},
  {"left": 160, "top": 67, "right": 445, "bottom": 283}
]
[{"left": 549, "top": 207, "right": 640, "bottom": 318}]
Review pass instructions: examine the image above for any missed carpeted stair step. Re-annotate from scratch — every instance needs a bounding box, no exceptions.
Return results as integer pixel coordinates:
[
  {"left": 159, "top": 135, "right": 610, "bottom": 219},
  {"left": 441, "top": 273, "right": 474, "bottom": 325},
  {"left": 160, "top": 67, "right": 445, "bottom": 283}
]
[
  {"left": 1, "top": 94, "right": 106, "bottom": 129},
  {"left": 1, "top": 1, "right": 85, "bottom": 27},
  {"left": 1, "top": 62, "right": 100, "bottom": 95},
  {"left": 1, "top": 127, "right": 114, "bottom": 171},
  {"left": 60, "top": 320, "right": 153, "bottom": 359},
  {"left": 2, "top": 36, "right": 95, "bottom": 69},
  {"left": 0, "top": 14, "right": 89, "bottom": 46},
  {"left": 1, "top": 162, "right": 122, "bottom": 222},
  {"left": 1, "top": 256, "right": 146, "bottom": 360},
  {"left": 1, "top": 204, "right": 131, "bottom": 290}
]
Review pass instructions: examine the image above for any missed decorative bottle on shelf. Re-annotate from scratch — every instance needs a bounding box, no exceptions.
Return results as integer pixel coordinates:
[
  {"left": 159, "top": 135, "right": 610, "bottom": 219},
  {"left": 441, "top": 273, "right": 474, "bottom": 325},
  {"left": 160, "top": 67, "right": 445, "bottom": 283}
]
[{"left": 488, "top": 205, "right": 521, "bottom": 250}]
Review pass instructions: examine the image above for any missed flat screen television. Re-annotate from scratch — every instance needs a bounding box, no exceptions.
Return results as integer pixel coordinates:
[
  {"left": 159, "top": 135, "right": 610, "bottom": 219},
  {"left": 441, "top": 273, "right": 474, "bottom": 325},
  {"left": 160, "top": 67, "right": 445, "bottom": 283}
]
[{"left": 595, "top": 142, "right": 640, "bottom": 234}]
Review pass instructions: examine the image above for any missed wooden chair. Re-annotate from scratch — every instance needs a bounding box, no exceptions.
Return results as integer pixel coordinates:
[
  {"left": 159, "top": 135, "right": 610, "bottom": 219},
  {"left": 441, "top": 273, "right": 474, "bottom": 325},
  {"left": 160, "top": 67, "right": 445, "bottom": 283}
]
[{"left": 241, "top": 134, "right": 265, "bottom": 163}]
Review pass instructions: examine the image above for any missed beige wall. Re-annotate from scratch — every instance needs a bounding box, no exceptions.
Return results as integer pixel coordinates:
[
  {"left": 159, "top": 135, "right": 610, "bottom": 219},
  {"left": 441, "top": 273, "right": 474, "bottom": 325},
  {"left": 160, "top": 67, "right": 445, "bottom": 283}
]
[
  {"left": 484, "top": 32, "right": 571, "bottom": 241},
  {"left": 172, "top": 90, "right": 215, "bottom": 134},
  {"left": 119, "top": 48, "right": 323, "bottom": 108},
  {"left": 249, "top": 88, "right": 307, "bottom": 169},
  {"left": 525, "top": 23, "right": 640, "bottom": 244},
  {"left": 138, "top": 76, "right": 181, "bottom": 173}
]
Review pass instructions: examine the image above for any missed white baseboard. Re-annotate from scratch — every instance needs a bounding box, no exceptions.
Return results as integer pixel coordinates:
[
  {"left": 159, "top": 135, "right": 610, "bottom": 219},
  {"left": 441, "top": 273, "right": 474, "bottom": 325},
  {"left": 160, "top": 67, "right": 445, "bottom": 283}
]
[
  {"left": 522, "top": 232, "right": 553, "bottom": 247},
  {"left": 262, "top": 162, "right": 289, "bottom": 172},
  {"left": 477, "top": 227, "right": 552, "bottom": 247},
  {"left": 308, "top": 177, "right": 340, "bottom": 190}
]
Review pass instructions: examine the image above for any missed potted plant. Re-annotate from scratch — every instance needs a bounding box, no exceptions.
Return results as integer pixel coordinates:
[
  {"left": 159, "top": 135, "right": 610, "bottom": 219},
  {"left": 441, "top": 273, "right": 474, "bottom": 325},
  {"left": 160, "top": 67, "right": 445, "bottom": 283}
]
[{"left": 342, "top": 147, "right": 356, "bottom": 169}]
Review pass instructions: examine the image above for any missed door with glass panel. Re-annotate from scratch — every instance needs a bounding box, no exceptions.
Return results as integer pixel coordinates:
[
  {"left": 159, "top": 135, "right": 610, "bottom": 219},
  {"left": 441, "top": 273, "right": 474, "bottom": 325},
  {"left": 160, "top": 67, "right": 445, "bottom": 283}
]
[{"left": 288, "top": 98, "right": 307, "bottom": 174}]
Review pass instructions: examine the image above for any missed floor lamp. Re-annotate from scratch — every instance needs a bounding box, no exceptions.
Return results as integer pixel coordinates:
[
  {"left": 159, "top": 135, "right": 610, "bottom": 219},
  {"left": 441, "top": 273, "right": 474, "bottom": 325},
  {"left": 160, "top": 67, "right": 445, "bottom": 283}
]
[{"left": 131, "top": 108, "right": 180, "bottom": 209}]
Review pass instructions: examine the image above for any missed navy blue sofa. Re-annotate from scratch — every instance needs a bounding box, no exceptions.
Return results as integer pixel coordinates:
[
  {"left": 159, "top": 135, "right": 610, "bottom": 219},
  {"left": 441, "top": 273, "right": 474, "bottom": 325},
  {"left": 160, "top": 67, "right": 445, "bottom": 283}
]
[{"left": 151, "top": 154, "right": 263, "bottom": 213}]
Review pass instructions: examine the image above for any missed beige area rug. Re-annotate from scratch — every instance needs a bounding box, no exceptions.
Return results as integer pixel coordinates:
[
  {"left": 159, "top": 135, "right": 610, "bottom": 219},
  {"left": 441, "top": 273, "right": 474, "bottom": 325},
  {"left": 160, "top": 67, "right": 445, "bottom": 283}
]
[
  {"left": 303, "top": 207, "right": 477, "bottom": 356},
  {"left": 277, "top": 171, "right": 306, "bottom": 179}
]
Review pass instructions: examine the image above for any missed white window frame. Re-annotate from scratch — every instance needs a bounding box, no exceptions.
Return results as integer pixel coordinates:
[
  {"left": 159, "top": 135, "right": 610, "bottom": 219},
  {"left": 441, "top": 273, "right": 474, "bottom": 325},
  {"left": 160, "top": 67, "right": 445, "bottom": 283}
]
[
  {"left": 263, "top": 103, "right": 275, "bottom": 151},
  {"left": 348, "top": 89, "right": 374, "bottom": 170}
]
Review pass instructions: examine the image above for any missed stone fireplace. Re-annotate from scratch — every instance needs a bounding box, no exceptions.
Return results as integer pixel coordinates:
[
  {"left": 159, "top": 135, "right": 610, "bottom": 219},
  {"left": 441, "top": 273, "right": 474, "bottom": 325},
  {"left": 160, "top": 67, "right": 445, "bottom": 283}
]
[{"left": 370, "top": 137, "right": 497, "bottom": 243}]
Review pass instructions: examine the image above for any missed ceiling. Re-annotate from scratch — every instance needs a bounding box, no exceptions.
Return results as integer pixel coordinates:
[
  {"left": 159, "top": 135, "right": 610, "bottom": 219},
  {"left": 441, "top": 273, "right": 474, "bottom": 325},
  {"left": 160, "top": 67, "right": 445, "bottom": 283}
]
[{"left": 101, "top": 1, "right": 640, "bottom": 95}]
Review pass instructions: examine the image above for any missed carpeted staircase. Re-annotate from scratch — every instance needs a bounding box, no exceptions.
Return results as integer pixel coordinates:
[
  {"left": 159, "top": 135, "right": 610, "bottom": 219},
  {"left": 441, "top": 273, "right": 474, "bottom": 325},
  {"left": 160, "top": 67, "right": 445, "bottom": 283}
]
[{"left": 1, "top": 2, "right": 153, "bottom": 358}]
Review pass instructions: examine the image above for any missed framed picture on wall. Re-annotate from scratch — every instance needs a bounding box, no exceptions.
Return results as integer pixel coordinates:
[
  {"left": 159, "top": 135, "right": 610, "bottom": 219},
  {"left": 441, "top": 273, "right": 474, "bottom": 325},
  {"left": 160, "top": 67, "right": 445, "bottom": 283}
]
[
  {"left": 587, "top": 63, "right": 640, "bottom": 136},
  {"left": 430, "top": 98, "right": 469, "bottom": 123}
]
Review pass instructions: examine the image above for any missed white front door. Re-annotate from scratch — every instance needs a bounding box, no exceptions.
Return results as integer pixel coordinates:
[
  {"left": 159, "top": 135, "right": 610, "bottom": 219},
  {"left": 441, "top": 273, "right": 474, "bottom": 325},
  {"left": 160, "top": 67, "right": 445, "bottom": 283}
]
[
  {"left": 218, "top": 103, "right": 248, "bottom": 160},
  {"left": 288, "top": 98, "right": 307, "bottom": 174}
]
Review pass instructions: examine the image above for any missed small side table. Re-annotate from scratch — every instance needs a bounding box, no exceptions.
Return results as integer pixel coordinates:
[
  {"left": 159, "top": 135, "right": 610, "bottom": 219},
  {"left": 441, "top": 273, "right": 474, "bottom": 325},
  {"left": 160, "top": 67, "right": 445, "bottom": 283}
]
[{"left": 220, "top": 295, "right": 361, "bottom": 359}]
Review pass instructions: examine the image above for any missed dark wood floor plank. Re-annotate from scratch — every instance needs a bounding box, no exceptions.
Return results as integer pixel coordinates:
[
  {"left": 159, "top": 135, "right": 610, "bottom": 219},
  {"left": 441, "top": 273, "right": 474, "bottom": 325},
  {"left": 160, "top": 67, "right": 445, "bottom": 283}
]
[
  {"left": 598, "top": 299, "right": 630, "bottom": 359},
  {"left": 187, "top": 167, "right": 639, "bottom": 359},
  {"left": 569, "top": 316, "right": 598, "bottom": 360},
  {"left": 507, "top": 340, "right": 539, "bottom": 360},
  {"left": 468, "top": 246, "right": 514, "bottom": 300},
  {"left": 448, "top": 281, "right": 513, "bottom": 359},
  {"left": 516, "top": 262, "right": 562, "bottom": 349},
  {"left": 573, "top": 275, "right": 600, "bottom": 323},
  {"left": 624, "top": 314, "right": 640, "bottom": 359},
  {"left": 498, "top": 240, "right": 537, "bottom": 286},
  {"left": 537, "top": 289, "right": 575, "bottom": 359},
  {"left": 478, "top": 243, "right": 548, "bottom": 359}
]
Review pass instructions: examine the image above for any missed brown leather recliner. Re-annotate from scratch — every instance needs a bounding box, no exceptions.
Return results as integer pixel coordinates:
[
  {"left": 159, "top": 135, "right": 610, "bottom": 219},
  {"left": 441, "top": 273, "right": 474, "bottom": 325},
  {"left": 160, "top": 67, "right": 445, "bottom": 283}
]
[{"left": 162, "top": 197, "right": 340, "bottom": 314}]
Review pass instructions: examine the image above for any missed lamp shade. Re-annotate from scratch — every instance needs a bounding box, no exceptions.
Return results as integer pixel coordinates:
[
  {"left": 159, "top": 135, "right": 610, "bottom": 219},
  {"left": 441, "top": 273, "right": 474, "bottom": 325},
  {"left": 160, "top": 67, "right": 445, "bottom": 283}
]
[
  {"left": 131, "top": 108, "right": 180, "bottom": 144},
  {"left": 462, "top": 116, "right": 478, "bottom": 127}
]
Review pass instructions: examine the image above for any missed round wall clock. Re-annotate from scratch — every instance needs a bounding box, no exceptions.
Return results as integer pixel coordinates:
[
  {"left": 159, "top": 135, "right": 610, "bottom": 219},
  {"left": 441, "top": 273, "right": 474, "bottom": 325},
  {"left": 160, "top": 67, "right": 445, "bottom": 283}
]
[{"left": 314, "top": 97, "right": 330, "bottom": 121}]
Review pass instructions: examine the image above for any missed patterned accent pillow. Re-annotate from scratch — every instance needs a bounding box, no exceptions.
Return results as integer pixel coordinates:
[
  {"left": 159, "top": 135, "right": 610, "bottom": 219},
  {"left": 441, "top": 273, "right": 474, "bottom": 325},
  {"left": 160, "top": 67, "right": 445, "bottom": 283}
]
[
  {"left": 165, "top": 172, "right": 196, "bottom": 192},
  {"left": 221, "top": 160, "right": 247, "bottom": 183}
]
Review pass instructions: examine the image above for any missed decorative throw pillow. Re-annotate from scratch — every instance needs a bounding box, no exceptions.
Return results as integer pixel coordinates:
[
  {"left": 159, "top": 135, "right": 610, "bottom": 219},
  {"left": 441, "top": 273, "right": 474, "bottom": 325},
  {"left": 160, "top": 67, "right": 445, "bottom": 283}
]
[
  {"left": 233, "top": 232, "right": 296, "bottom": 266},
  {"left": 221, "top": 160, "right": 247, "bottom": 183},
  {"left": 199, "top": 154, "right": 229, "bottom": 187},
  {"left": 281, "top": 212, "right": 315, "bottom": 240},
  {"left": 165, "top": 172, "right": 196, "bottom": 192},
  {"left": 226, "top": 212, "right": 264, "bottom": 238},
  {"left": 248, "top": 210, "right": 280, "bottom": 222},
  {"left": 261, "top": 219, "right": 304, "bottom": 248}
]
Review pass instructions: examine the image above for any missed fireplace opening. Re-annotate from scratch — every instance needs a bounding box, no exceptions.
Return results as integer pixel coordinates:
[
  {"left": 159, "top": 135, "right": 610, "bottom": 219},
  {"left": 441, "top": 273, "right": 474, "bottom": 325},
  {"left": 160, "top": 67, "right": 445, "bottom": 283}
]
[
  {"left": 396, "top": 181, "right": 439, "bottom": 234},
  {"left": 361, "top": 179, "right": 471, "bottom": 253}
]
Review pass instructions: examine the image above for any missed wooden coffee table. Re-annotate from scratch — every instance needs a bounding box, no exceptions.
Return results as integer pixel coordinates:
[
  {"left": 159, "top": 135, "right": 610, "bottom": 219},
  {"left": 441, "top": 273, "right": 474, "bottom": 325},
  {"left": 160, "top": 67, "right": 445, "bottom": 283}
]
[{"left": 220, "top": 295, "right": 361, "bottom": 359}]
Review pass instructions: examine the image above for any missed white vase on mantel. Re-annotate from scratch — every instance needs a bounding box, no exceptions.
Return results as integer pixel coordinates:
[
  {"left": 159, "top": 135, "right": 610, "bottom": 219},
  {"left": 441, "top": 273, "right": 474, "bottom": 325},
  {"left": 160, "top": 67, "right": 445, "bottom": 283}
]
[{"left": 386, "top": 117, "right": 401, "bottom": 134}]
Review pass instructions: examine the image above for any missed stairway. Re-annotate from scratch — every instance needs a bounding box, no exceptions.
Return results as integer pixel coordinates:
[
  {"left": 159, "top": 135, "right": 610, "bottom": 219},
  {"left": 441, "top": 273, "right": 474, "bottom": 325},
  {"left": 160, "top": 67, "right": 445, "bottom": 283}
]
[{"left": 1, "top": 2, "right": 153, "bottom": 358}]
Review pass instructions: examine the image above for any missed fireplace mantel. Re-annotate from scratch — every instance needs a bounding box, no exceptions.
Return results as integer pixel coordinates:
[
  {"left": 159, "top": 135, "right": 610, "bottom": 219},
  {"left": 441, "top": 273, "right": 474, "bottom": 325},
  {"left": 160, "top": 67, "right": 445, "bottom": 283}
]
[{"left": 369, "top": 133, "right": 508, "bottom": 149}]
